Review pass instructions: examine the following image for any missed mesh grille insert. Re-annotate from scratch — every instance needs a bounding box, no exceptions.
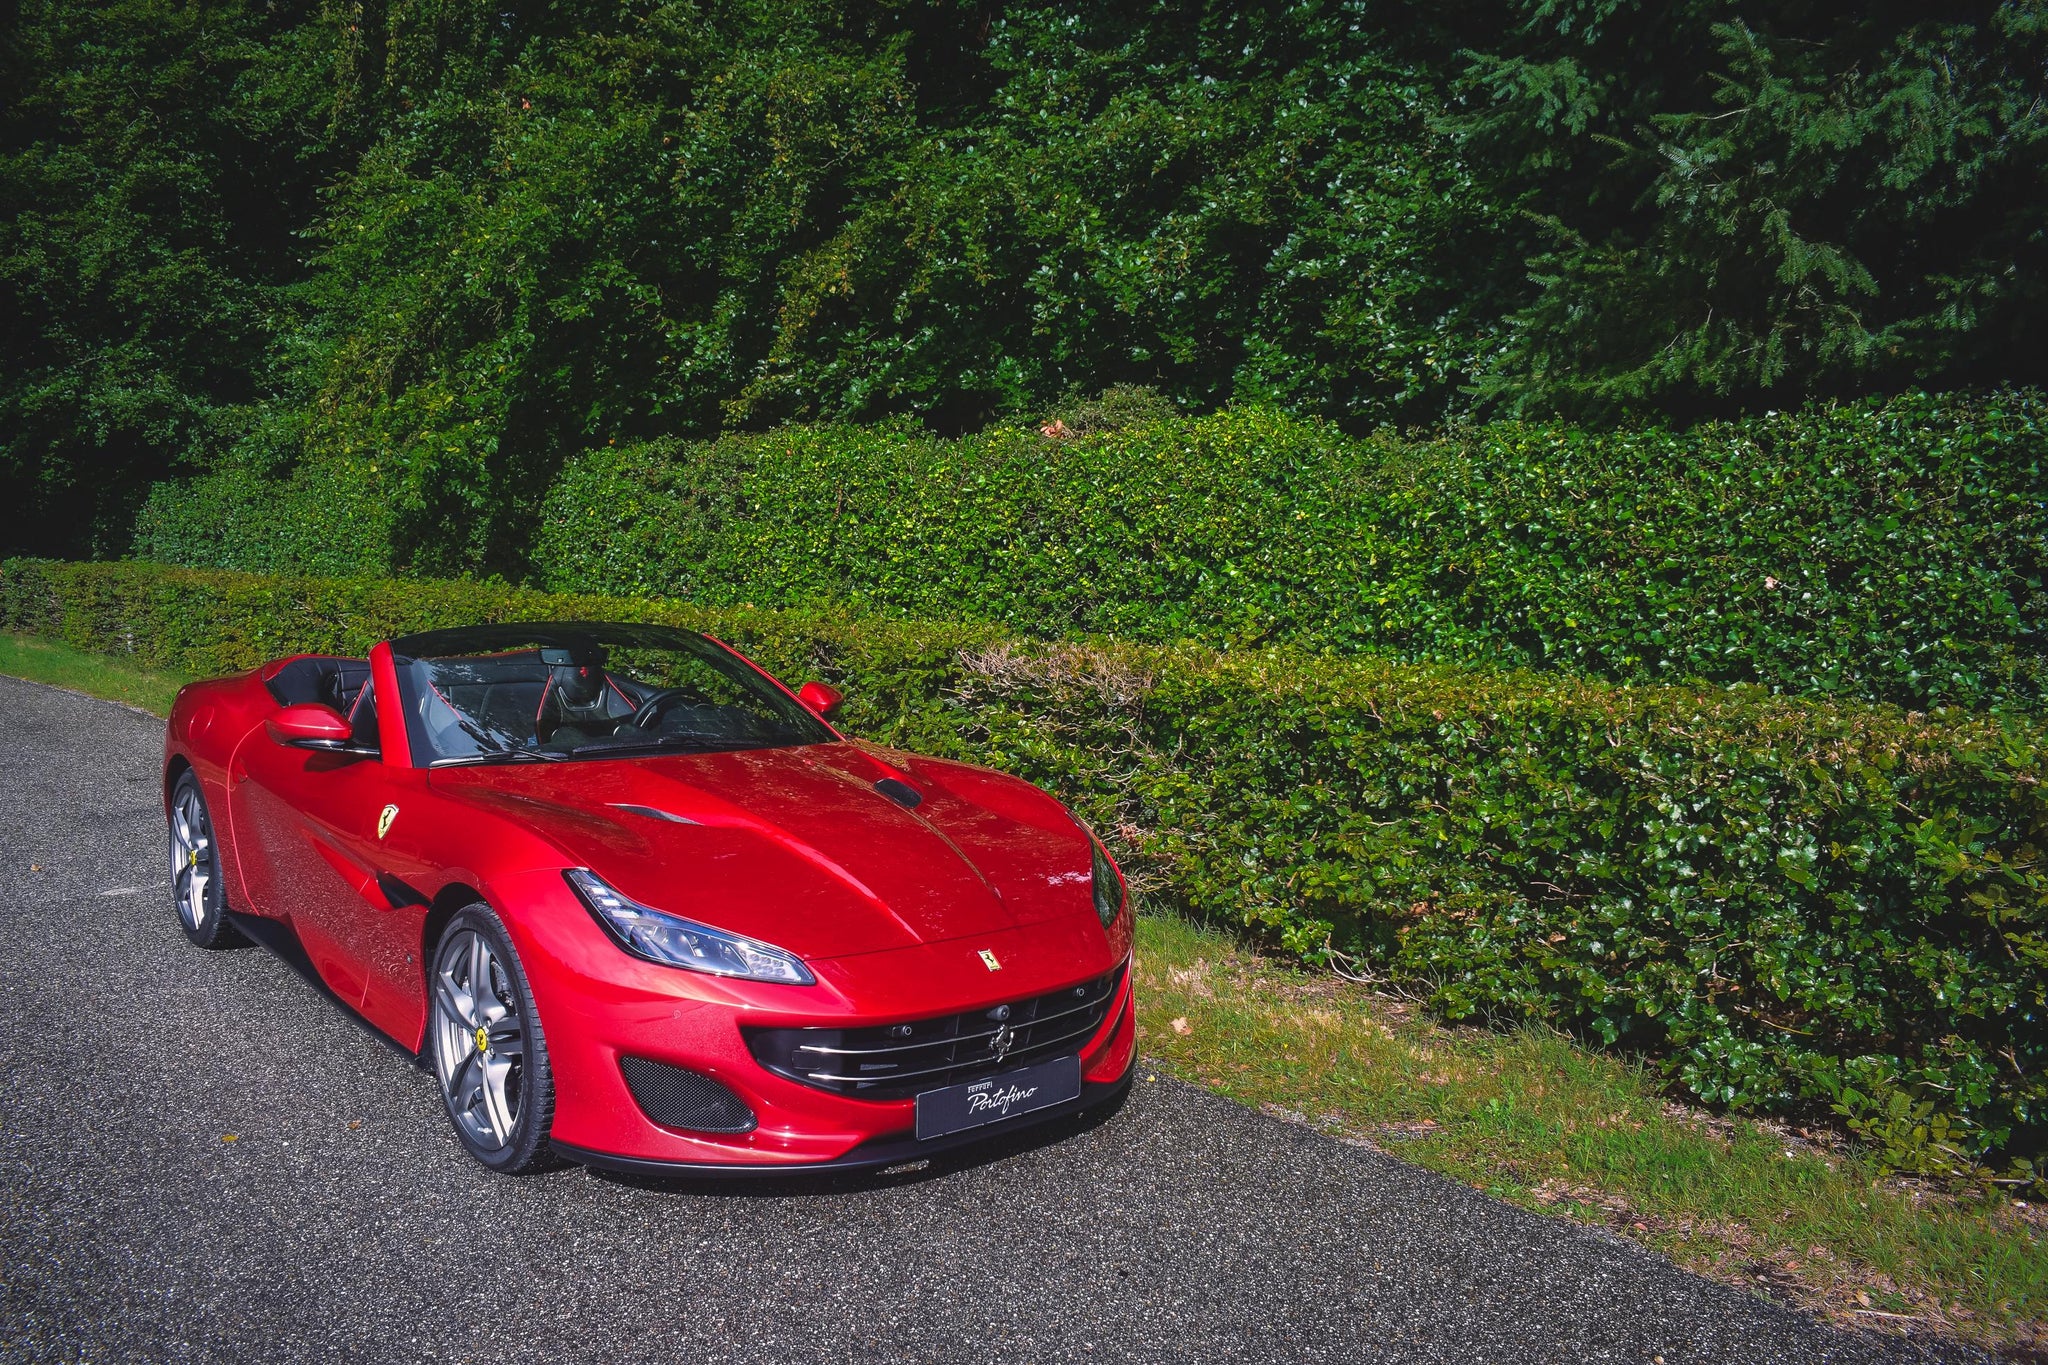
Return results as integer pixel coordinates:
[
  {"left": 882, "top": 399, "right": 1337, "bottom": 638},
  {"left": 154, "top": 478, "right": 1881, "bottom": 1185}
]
[
  {"left": 743, "top": 964, "right": 1125, "bottom": 1101},
  {"left": 619, "top": 1057, "right": 758, "bottom": 1133}
]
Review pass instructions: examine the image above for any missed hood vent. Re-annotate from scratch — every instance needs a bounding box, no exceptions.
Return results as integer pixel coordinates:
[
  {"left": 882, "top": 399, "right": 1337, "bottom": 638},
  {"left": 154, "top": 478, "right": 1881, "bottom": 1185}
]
[
  {"left": 608, "top": 802, "right": 699, "bottom": 825},
  {"left": 873, "top": 777, "right": 923, "bottom": 810}
]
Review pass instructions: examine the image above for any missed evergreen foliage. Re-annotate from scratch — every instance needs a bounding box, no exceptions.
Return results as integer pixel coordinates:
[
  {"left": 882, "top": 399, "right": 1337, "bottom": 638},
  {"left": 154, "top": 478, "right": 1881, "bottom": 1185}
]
[{"left": 5, "top": 1, "right": 2042, "bottom": 568}]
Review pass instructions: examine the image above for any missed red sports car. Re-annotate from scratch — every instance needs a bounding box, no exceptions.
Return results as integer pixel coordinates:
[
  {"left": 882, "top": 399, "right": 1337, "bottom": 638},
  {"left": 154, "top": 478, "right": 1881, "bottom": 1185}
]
[{"left": 163, "top": 622, "right": 1135, "bottom": 1175}]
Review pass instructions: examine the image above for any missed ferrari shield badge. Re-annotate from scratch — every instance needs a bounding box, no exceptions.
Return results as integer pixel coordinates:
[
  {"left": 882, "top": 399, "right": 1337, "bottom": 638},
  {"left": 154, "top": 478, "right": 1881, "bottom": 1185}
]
[
  {"left": 978, "top": 949, "right": 1001, "bottom": 971},
  {"left": 376, "top": 804, "right": 399, "bottom": 840}
]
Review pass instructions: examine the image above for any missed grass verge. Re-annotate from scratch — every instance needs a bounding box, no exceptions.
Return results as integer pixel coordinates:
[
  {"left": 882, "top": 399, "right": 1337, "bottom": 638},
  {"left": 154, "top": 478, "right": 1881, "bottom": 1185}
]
[
  {"left": 7, "top": 635, "right": 2037, "bottom": 1353},
  {"left": 0, "top": 634, "right": 188, "bottom": 715},
  {"left": 1132, "top": 911, "right": 2045, "bottom": 1358}
]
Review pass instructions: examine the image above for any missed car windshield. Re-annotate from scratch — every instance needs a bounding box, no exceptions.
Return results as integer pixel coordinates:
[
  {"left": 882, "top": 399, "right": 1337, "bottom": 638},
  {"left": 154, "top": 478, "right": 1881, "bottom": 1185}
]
[{"left": 387, "top": 622, "right": 835, "bottom": 766}]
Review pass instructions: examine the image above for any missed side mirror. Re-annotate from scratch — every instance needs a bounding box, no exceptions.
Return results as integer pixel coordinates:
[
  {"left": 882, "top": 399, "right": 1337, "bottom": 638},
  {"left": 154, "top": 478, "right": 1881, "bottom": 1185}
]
[
  {"left": 797, "top": 681, "right": 844, "bottom": 720},
  {"left": 267, "top": 703, "right": 355, "bottom": 750}
]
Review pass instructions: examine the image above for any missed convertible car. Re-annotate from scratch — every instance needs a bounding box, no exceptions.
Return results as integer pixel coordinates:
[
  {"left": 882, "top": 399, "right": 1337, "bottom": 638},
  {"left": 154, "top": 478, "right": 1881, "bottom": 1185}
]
[{"left": 163, "top": 621, "right": 1135, "bottom": 1175}]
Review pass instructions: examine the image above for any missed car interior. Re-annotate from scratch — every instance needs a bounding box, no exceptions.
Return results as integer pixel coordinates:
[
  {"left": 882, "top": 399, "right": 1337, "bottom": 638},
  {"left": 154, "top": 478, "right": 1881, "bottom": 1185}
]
[
  {"left": 408, "top": 648, "right": 776, "bottom": 760},
  {"left": 421, "top": 652, "right": 643, "bottom": 750},
  {"left": 263, "top": 656, "right": 381, "bottom": 749},
  {"left": 260, "top": 629, "right": 826, "bottom": 765}
]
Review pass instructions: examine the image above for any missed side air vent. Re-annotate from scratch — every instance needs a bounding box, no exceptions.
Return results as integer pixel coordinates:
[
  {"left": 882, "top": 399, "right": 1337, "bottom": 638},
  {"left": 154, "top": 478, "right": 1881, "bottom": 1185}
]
[
  {"left": 874, "top": 777, "right": 923, "bottom": 810},
  {"left": 618, "top": 1057, "right": 757, "bottom": 1134},
  {"left": 376, "top": 873, "right": 428, "bottom": 910}
]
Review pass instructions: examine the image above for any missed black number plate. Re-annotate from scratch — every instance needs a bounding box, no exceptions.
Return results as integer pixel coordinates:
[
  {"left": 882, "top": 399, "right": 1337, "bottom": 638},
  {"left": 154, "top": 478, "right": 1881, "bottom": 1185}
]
[{"left": 915, "top": 1054, "right": 1082, "bottom": 1141}]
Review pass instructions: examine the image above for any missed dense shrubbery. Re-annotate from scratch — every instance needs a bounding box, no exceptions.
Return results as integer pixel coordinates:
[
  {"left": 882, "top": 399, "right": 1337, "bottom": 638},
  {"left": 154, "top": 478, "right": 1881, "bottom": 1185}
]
[
  {"left": 133, "top": 460, "right": 400, "bottom": 579},
  {"left": 529, "top": 391, "right": 2047, "bottom": 712},
  {"left": 7, "top": 556, "right": 2042, "bottom": 1181},
  {"left": 8, "top": 2, "right": 2044, "bottom": 569}
]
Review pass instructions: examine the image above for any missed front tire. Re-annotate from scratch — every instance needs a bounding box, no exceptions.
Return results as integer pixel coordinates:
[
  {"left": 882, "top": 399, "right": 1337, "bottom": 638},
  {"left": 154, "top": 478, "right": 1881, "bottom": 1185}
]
[
  {"left": 428, "top": 904, "right": 558, "bottom": 1174},
  {"left": 167, "top": 770, "right": 239, "bottom": 949}
]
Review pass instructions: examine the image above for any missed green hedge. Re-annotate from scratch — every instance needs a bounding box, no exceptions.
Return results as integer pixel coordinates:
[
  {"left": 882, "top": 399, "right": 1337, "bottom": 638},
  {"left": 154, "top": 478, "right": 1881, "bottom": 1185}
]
[
  {"left": 534, "top": 391, "right": 2047, "bottom": 713},
  {"left": 6, "top": 557, "right": 2043, "bottom": 1182},
  {"left": 132, "top": 456, "right": 399, "bottom": 580}
]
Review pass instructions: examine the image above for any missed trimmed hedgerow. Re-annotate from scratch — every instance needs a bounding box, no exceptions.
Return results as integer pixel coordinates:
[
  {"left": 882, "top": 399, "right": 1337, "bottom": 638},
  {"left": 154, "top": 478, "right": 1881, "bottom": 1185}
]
[
  {"left": 6, "top": 557, "right": 2043, "bottom": 1182},
  {"left": 536, "top": 390, "right": 2047, "bottom": 713},
  {"left": 132, "top": 456, "right": 399, "bottom": 580}
]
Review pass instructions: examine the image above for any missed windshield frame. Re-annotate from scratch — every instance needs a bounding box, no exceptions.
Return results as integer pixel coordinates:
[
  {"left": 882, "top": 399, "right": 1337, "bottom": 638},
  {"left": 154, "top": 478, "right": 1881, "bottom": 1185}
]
[{"left": 387, "top": 621, "right": 837, "bottom": 768}]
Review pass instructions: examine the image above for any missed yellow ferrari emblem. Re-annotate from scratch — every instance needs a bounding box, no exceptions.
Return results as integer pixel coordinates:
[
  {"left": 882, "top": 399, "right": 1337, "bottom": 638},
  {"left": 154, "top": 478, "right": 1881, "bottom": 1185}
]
[
  {"left": 376, "top": 804, "right": 399, "bottom": 840},
  {"left": 474, "top": 1025, "right": 490, "bottom": 1055},
  {"left": 978, "top": 949, "right": 1001, "bottom": 971}
]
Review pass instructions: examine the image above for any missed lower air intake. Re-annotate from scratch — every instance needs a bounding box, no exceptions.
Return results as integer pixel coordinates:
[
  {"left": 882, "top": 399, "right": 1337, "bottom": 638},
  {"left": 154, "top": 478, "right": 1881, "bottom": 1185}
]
[{"left": 619, "top": 1057, "right": 758, "bottom": 1134}]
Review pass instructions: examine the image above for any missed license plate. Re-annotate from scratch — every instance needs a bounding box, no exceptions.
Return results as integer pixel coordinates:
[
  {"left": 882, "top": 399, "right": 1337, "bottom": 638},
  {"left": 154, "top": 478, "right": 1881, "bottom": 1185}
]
[{"left": 915, "top": 1054, "right": 1082, "bottom": 1141}]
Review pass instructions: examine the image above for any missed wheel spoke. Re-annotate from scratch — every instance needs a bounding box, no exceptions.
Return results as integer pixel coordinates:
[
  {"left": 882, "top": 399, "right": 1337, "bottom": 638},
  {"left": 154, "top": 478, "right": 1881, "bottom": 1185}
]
[
  {"left": 449, "top": 1049, "right": 484, "bottom": 1115},
  {"left": 188, "top": 870, "right": 210, "bottom": 925},
  {"left": 480, "top": 1056, "right": 518, "bottom": 1142},
  {"left": 468, "top": 934, "right": 491, "bottom": 1007},
  {"left": 433, "top": 972, "right": 474, "bottom": 1029}
]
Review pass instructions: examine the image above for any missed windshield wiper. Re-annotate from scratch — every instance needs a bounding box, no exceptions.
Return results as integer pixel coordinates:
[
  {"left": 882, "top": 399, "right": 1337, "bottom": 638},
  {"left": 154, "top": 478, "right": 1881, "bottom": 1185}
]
[
  {"left": 569, "top": 735, "right": 759, "bottom": 758},
  {"left": 430, "top": 750, "right": 571, "bottom": 767}
]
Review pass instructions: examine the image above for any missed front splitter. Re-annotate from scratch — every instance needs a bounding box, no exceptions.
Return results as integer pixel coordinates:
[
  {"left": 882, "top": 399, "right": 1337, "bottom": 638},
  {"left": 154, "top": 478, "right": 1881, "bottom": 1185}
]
[{"left": 552, "top": 1064, "right": 1135, "bottom": 1179}]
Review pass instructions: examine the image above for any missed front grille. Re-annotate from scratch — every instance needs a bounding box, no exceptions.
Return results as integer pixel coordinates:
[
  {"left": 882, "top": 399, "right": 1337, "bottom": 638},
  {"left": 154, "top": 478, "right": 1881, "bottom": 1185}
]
[
  {"left": 744, "top": 965, "right": 1125, "bottom": 1101},
  {"left": 619, "top": 1057, "right": 758, "bottom": 1133}
]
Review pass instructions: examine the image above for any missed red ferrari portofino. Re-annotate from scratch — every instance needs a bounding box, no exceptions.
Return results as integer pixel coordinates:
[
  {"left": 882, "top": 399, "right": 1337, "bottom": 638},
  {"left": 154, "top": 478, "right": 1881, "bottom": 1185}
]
[{"left": 163, "top": 622, "right": 1135, "bottom": 1174}]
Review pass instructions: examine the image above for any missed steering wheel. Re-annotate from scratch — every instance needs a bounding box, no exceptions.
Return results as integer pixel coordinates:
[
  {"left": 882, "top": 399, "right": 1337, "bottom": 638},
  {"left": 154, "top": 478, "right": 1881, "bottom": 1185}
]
[{"left": 628, "top": 688, "right": 693, "bottom": 731}]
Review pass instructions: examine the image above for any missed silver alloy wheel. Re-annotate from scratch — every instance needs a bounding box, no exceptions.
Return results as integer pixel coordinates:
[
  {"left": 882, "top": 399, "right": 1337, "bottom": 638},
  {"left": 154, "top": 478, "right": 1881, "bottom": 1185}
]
[
  {"left": 168, "top": 783, "right": 215, "bottom": 933},
  {"left": 431, "top": 929, "right": 527, "bottom": 1151}
]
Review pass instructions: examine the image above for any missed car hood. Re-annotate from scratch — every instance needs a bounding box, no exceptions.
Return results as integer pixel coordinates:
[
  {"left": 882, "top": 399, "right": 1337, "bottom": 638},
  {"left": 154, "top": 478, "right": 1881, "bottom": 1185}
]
[{"left": 428, "top": 742, "right": 1099, "bottom": 961}]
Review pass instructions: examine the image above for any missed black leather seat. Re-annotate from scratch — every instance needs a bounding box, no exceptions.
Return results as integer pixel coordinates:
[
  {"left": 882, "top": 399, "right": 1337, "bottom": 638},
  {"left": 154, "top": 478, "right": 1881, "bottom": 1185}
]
[{"left": 265, "top": 656, "right": 369, "bottom": 713}]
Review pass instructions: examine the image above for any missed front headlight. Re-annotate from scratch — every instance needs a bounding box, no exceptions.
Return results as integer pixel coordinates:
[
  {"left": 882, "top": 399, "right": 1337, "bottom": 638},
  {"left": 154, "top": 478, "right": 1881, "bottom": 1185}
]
[
  {"left": 1091, "top": 837, "right": 1125, "bottom": 928},
  {"left": 564, "top": 868, "right": 816, "bottom": 985}
]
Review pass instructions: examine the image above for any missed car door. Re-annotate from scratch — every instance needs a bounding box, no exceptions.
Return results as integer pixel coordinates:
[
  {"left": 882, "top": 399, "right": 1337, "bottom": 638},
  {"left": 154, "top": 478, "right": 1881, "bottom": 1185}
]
[{"left": 231, "top": 670, "right": 429, "bottom": 1032}]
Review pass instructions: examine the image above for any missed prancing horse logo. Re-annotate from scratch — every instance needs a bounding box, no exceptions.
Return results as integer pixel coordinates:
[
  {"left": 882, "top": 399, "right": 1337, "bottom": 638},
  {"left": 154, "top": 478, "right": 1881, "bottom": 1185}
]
[
  {"left": 376, "top": 804, "right": 399, "bottom": 840},
  {"left": 989, "top": 1022, "right": 1016, "bottom": 1062},
  {"left": 978, "top": 949, "right": 1001, "bottom": 971}
]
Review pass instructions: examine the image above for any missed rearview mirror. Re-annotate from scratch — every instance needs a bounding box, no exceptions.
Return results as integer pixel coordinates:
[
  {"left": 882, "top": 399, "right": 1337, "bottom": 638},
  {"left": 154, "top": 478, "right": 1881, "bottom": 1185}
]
[
  {"left": 797, "top": 681, "right": 844, "bottom": 720},
  {"left": 267, "top": 703, "right": 354, "bottom": 750}
]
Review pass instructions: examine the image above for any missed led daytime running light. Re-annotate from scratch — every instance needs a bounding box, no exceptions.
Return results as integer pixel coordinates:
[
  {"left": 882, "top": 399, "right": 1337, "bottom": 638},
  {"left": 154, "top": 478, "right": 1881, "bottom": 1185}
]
[{"left": 565, "top": 868, "right": 815, "bottom": 985}]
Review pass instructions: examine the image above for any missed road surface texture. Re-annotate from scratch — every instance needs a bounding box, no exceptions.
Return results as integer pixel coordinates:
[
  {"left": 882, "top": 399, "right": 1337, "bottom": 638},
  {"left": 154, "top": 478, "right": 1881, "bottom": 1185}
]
[{"left": 0, "top": 675, "right": 1980, "bottom": 1364}]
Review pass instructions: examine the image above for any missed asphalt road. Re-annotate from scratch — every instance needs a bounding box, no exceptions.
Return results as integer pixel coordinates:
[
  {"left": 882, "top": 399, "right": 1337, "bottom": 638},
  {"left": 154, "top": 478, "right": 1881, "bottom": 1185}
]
[{"left": 0, "top": 674, "right": 1981, "bottom": 1365}]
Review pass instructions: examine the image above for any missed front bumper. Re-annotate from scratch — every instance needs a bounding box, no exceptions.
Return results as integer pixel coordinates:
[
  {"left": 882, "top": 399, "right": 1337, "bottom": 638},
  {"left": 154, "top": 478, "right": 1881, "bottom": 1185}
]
[{"left": 490, "top": 868, "right": 1139, "bottom": 1172}]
